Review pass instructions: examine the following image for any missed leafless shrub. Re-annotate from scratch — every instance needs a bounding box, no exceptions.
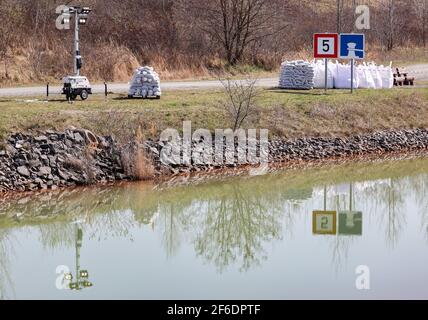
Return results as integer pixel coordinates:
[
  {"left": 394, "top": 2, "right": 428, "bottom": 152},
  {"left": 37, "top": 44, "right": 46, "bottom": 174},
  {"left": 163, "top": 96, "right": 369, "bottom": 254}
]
[
  {"left": 220, "top": 76, "right": 260, "bottom": 131},
  {"left": 309, "top": 104, "right": 337, "bottom": 120}
]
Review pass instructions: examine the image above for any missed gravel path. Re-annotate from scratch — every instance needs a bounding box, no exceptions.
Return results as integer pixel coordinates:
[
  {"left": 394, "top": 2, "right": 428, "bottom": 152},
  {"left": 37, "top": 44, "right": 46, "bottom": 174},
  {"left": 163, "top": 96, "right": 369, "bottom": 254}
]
[
  {"left": 0, "top": 64, "right": 427, "bottom": 98},
  {"left": 0, "top": 78, "right": 278, "bottom": 98},
  {"left": 405, "top": 64, "right": 428, "bottom": 81}
]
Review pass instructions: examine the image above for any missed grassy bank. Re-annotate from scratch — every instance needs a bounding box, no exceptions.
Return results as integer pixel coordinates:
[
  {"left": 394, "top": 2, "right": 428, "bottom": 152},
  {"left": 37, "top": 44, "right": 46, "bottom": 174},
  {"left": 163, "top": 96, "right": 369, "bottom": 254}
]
[{"left": 0, "top": 87, "right": 427, "bottom": 143}]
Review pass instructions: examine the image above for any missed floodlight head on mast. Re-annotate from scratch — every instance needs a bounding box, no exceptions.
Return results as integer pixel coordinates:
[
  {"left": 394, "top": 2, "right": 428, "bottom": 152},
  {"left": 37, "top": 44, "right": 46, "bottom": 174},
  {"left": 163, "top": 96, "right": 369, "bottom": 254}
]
[
  {"left": 62, "top": 16, "right": 70, "bottom": 25},
  {"left": 80, "top": 7, "right": 92, "bottom": 14},
  {"left": 67, "top": 6, "right": 92, "bottom": 25},
  {"left": 78, "top": 17, "right": 88, "bottom": 25}
]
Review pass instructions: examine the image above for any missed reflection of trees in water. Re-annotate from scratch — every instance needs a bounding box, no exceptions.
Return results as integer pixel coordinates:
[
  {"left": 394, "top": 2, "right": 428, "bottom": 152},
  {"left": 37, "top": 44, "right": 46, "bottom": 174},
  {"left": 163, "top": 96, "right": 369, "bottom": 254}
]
[
  {"left": 0, "top": 230, "right": 15, "bottom": 299},
  {"left": 329, "top": 236, "right": 357, "bottom": 274},
  {"left": 131, "top": 178, "right": 309, "bottom": 270},
  {"left": 191, "top": 182, "right": 285, "bottom": 272},
  {"left": 327, "top": 193, "right": 358, "bottom": 273},
  {"left": 130, "top": 175, "right": 310, "bottom": 270},
  {"left": 412, "top": 174, "right": 428, "bottom": 241},
  {"left": 38, "top": 223, "right": 76, "bottom": 250},
  {"left": 1, "top": 158, "right": 428, "bottom": 275},
  {"left": 157, "top": 203, "right": 188, "bottom": 258},
  {"left": 0, "top": 186, "right": 146, "bottom": 250},
  {"left": 354, "top": 178, "right": 407, "bottom": 248},
  {"left": 85, "top": 211, "right": 136, "bottom": 242},
  {"left": 383, "top": 180, "right": 407, "bottom": 248}
]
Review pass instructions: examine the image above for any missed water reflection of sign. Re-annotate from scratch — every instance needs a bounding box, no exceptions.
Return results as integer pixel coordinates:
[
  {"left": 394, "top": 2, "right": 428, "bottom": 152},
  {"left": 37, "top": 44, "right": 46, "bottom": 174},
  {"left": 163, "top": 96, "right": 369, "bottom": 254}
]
[
  {"left": 312, "top": 211, "right": 337, "bottom": 235},
  {"left": 339, "top": 211, "right": 363, "bottom": 236}
]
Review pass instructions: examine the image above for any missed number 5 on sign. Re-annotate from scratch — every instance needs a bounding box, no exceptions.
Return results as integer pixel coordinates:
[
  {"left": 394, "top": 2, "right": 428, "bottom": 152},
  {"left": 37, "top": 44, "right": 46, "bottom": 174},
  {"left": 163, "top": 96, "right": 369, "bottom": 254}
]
[{"left": 314, "top": 34, "right": 339, "bottom": 59}]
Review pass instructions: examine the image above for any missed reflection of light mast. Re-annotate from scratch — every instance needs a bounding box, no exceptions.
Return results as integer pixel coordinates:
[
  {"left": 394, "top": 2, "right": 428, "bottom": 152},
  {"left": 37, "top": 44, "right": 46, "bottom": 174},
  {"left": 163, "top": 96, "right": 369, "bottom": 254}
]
[{"left": 65, "top": 225, "right": 93, "bottom": 290}]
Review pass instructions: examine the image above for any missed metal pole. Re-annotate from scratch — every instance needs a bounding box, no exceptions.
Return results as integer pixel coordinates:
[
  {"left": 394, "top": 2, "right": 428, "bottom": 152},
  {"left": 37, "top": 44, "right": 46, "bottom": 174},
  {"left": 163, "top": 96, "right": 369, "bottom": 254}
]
[
  {"left": 46, "top": 83, "right": 49, "bottom": 99},
  {"left": 104, "top": 82, "right": 108, "bottom": 99},
  {"left": 324, "top": 185, "right": 327, "bottom": 211},
  {"left": 351, "top": 59, "right": 354, "bottom": 93},
  {"left": 325, "top": 58, "right": 328, "bottom": 93},
  {"left": 76, "top": 227, "right": 83, "bottom": 290},
  {"left": 74, "top": 10, "right": 80, "bottom": 76}
]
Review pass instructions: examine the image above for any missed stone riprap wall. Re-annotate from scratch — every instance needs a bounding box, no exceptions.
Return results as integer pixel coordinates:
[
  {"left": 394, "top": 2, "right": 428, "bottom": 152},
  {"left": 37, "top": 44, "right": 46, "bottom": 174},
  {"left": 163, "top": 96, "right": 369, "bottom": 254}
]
[
  {"left": 0, "top": 129, "right": 129, "bottom": 193},
  {"left": 1, "top": 128, "right": 428, "bottom": 193},
  {"left": 147, "top": 129, "right": 428, "bottom": 174}
]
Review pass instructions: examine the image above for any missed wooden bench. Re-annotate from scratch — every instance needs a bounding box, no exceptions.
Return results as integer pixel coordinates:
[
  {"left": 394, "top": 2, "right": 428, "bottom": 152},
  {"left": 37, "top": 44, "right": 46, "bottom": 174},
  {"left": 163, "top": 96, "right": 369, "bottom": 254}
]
[{"left": 394, "top": 68, "right": 415, "bottom": 86}]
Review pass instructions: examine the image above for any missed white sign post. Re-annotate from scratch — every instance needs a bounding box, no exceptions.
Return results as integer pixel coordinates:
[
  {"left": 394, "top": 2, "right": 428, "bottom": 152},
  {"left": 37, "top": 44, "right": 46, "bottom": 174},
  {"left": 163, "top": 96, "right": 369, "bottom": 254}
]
[{"left": 314, "top": 33, "right": 339, "bottom": 93}]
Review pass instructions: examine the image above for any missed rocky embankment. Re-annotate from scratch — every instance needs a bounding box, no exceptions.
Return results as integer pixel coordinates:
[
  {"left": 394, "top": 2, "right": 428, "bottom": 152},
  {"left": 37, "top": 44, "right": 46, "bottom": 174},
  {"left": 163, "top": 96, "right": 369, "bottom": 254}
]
[
  {"left": 0, "top": 129, "right": 130, "bottom": 193},
  {"left": 1, "top": 128, "right": 428, "bottom": 193},
  {"left": 269, "top": 129, "right": 428, "bottom": 161},
  {"left": 146, "top": 128, "right": 428, "bottom": 174}
]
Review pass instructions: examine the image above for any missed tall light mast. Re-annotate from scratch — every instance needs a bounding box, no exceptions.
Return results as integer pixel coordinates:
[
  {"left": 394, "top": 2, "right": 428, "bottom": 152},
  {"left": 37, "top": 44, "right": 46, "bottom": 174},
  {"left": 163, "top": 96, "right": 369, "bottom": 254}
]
[
  {"left": 69, "top": 6, "right": 91, "bottom": 76},
  {"left": 60, "top": 6, "right": 93, "bottom": 101}
]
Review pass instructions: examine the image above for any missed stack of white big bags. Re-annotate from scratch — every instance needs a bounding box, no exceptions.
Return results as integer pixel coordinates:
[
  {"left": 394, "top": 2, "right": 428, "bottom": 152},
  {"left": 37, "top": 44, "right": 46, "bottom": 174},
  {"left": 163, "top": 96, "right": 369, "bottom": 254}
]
[
  {"left": 311, "top": 60, "right": 394, "bottom": 90},
  {"left": 312, "top": 60, "right": 335, "bottom": 89},
  {"left": 128, "top": 66, "right": 162, "bottom": 98},
  {"left": 279, "top": 60, "right": 315, "bottom": 89},
  {"left": 356, "top": 63, "right": 394, "bottom": 89}
]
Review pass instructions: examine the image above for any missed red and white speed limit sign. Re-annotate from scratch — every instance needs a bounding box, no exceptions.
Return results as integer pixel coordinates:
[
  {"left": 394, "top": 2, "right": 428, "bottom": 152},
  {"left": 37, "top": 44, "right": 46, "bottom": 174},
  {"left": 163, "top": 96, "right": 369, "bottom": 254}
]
[{"left": 314, "top": 33, "right": 339, "bottom": 58}]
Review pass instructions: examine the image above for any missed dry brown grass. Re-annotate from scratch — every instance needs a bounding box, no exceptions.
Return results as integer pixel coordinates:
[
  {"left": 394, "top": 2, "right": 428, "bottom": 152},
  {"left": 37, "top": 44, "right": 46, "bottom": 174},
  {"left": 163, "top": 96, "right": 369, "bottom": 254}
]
[
  {"left": 133, "top": 147, "right": 155, "bottom": 181},
  {"left": 121, "top": 141, "right": 155, "bottom": 181},
  {"left": 1, "top": 42, "right": 426, "bottom": 87}
]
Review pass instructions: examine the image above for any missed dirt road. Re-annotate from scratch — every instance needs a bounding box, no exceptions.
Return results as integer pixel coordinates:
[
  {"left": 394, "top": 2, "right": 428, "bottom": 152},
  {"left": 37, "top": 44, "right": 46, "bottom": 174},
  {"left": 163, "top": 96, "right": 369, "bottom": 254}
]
[
  {"left": 0, "top": 78, "right": 278, "bottom": 98},
  {"left": 0, "top": 64, "right": 426, "bottom": 98}
]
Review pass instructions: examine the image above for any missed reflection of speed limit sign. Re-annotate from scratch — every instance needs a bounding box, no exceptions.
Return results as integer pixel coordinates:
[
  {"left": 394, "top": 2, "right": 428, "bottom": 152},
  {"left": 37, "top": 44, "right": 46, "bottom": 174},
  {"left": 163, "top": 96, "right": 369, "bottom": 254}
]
[
  {"left": 312, "top": 211, "right": 337, "bottom": 235},
  {"left": 314, "top": 34, "right": 339, "bottom": 58}
]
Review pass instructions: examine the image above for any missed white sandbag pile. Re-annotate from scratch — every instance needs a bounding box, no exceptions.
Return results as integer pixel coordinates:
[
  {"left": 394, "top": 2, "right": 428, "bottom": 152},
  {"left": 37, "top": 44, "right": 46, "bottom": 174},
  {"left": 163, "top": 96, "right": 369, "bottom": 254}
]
[
  {"left": 282, "top": 60, "right": 394, "bottom": 90},
  {"left": 333, "top": 62, "right": 394, "bottom": 89},
  {"left": 313, "top": 60, "right": 335, "bottom": 89},
  {"left": 279, "top": 60, "right": 315, "bottom": 90},
  {"left": 334, "top": 62, "right": 359, "bottom": 89},
  {"left": 357, "top": 63, "right": 394, "bottom": 89},
  {"left": 128, "top": 66, "right": 161, "bottom": 98}
]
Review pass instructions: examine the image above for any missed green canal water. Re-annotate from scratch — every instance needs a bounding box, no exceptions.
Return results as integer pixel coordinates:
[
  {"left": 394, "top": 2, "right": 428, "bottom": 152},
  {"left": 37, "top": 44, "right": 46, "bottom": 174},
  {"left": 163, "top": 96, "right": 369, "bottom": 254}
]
[{"left": 1, "top": 157, "right": 428, "bottom": 299}]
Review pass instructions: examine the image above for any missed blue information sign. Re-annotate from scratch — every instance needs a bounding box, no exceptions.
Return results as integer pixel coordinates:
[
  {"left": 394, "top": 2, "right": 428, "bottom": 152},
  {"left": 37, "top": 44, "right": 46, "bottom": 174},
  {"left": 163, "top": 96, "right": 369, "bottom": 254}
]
[{"left": 340, "top": 33, "right": 365, "bottom": 60}]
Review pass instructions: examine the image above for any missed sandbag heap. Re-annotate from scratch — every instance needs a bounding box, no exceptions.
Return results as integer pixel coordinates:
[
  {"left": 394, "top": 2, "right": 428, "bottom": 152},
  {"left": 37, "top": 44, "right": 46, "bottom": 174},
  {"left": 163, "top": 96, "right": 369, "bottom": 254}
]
[
  {"left": 312, "top": 60, "right": 335, "bottom": 89},
  {"left": 282, "top": 60, "right": 394, "bottom": 90},
  {"left": 319, "top": 61, "right": 394, "bottom": 89},
  {"left": 279, "top": 60, "right": 315, "bottom": 90},
  {"left": 128, "top": 66, "right": 162, "bottom": 98}
]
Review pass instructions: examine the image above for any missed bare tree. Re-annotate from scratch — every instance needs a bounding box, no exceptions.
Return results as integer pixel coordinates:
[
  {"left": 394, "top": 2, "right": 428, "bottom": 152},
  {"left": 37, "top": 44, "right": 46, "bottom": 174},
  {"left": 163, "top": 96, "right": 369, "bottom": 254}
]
[
  {"left": 336, "top": 0, "right": 344, "bottom": 33},
  {"left": 0, "top": 1, "right": 24, "bottom": 79},
  {"left": 374, "top": 0, "right": 398, "bottom": 50},
  {"left": 185, "top": 0, "right": 289, "bottom": 65},
  {"left": 413, "top": 0, "right": 428, "bottom": 47},
  {"left": 220, "top": 76, "right": 260, "bottom": 131}
]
